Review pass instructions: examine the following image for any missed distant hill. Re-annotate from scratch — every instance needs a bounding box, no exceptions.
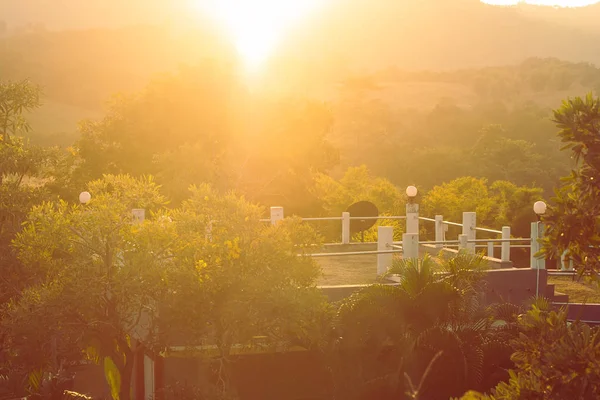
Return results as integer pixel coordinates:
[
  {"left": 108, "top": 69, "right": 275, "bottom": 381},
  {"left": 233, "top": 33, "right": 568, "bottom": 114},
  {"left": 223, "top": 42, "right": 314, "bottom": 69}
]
[
  {"left": 3, "top": 0, "right": 600, "bottom": 143},
  {"left": 263, "top": 0, "right": 600, "bottom": 92},
  {"left": 515, "top": 2, "right": 600, "bottom": 33}
]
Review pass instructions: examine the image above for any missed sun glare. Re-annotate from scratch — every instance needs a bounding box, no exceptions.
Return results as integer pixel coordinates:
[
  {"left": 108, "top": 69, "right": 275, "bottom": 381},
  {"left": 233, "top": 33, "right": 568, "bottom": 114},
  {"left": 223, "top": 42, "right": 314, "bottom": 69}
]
[{"left": 193, "top": 0, "right": 320, "bottom": 70}]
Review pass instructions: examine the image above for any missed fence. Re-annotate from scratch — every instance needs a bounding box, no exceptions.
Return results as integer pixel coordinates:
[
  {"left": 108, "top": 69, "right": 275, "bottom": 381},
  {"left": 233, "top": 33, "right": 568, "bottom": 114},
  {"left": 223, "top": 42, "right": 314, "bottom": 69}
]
[{"left": 260, "top": 203, "right": 559, "bottom": 276}]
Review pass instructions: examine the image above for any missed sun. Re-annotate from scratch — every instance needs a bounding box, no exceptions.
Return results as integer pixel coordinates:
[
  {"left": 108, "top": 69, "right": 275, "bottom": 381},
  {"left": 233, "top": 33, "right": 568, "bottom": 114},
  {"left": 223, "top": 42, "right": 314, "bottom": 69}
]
[{"left": 193, "top": 0, "right": 320, "bottom": 69}]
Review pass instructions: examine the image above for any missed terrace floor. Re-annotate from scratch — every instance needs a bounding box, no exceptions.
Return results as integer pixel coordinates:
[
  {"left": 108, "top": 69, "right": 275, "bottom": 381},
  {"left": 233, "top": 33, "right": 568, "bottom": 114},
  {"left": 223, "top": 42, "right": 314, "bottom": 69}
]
[{"left": 317, "top": 254, "right": 600, "bottom": 304}]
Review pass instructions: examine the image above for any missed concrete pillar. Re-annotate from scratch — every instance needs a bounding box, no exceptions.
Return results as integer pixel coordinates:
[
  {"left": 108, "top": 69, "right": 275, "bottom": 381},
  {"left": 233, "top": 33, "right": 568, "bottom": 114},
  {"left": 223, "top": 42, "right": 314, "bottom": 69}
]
[
  {"left": 403, "top": 233, "right": 419, "bottom": 260},
  {"left": 530, "top": 222, "right": 546, "bottom": 269},
  {"left": 459, "top": 234, "right": 469, "bottom": 252},
  {"left": 406, "top": 203, "right": 419, "bottom": 234},
  {"left": 144, "top": 355, "right": 155, "bottom": 400},
  {"left": 487, "top": 242, "right": 494, "bottom": 258},
  {"left": 462, "top": 212, "right": 476, "bottom": 253},
  {"left": 342, "top": 212, "right": 351, "bottom": 244},
  {"left": 377, "top": 226, "right": 394, "bottom": 276},
  {"left": 134, "top": 349, "right": 145, "bottom": 400},
  {"left": 501, "top": 226, "right": 511, "bottom": 262},
  {"left": 435, "top": 215, "right": 444, "bottom": 249},
  {"left": 270, "top": 206, "right": 284, "bottom": 226},
  {"left": 561, "top": 249, "right": 574, "bottom": 271},
  {"left": 132, "top": 209, "right": 145, "bottom": 224}
]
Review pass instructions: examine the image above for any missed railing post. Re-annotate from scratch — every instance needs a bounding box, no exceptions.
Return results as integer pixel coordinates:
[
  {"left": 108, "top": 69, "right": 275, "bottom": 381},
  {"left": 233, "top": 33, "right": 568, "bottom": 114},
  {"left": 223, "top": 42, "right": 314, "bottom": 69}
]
[
  {"left": 435, "top": 215, "right": 444, "bottom": 249},
  {"left": 270, "top": 206, "right": 284, "bottom": 226},
  {"left": 530, "top": 222, "right": 546, "bottom": 269},
  {"left": 377, "top": 226, "right": 394, "bottom": 276},
  {"left": 458, "top": 234, "right": 469, "bottom": 252},
  {"left": 561, "top": 249, "right": 574, "bottom": 271},
  {"left": 462, "top": 212, "right": 476, "bottom": 253},
  {"left": 406, "top": 203, "right": 419, "bottom": 234},
  {"left": 487, "top": 242, "right": 494, "bottom": 258},
  {"left": 205, "top": 220, "right": 213, "bottom": 242},
  {"left": 501, "top": 226, "right": 511, "bottom": 262},
  {"left": 342, "top": 212, "right": 351, "bottom": 245},
  {"left": 402, "top": 233, "right": 419, "bottom": 260},
  {"left": 132, "top": 208, "right": 145, "bottom": 224}
]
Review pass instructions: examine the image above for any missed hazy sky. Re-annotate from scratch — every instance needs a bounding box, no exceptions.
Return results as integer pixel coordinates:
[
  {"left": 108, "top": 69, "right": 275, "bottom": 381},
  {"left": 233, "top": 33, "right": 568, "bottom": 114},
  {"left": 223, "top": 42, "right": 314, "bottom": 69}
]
[{"left": 483, "top": 0, "right": 599, "bottom": 5}]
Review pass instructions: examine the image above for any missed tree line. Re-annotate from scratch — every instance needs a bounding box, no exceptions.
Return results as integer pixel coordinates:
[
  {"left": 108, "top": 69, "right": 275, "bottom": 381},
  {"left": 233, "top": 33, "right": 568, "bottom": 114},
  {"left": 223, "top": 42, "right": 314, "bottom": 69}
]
[{"left": 1, "top": 69, "right": 600, "bottom": 398}]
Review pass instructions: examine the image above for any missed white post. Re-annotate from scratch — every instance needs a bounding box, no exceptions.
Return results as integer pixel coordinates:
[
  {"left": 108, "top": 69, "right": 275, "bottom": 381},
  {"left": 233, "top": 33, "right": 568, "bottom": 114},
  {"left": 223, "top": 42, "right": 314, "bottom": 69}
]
[
  {"left": 270, "top": 206, "right": 284, "bottom": 226},
  {"left": 462, "top": 212, "right": 476, "bottom": 253},
  {"left": 435, "top": 215, "right": 444, "bottom": 249},
  {"left": 377, "top": 226, "right": 394, "bottom": 276},
  {"left": 402, "top": 233, "right": 419, "bottom": 260},
  {"left": 406, "top": 203, "right": 419, "bottom": 234},
  {"left": 144, "top": 355, "right": 155, "bottom": 400},
  {"left": 132, "top": 208, "right": 145, "bottom": 224},
  {"left": 342, "top": 212, "right": 351, "bottom": 245},
  {"left": 561, "top": 249, "right": 574, "bottom": 271},
  {"left": 487, "top": 242, "right": 494, "bottom": 258},
  {"left": 205, "top": 220, "right": 213, "bottom": 242},
  {"left": 501, "top": 226, "right": 511, "bottom": 262},
  {"left": 530, "top": 222, "right": 546, "bottom": 269},
  {"left": 459, "top": 234, "right": 468, "bottom": 252}
]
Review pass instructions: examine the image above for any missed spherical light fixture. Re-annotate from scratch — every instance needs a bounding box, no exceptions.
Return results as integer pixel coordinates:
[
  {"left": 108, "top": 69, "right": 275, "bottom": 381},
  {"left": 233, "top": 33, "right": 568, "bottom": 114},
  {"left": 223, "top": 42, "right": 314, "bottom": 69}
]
[
  {"left": 533, "top": 201, "right": 547, "bottom": 216},
  {"left": 79, "top": 191, "right": 91, "bottom": 205},
  {"left": 406, "top": 186, "right": 418, "bottom": 198}
]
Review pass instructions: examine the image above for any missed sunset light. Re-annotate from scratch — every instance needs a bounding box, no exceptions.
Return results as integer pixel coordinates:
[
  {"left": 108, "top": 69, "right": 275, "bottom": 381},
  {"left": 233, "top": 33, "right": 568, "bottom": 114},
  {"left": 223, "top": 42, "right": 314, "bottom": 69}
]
[
  {"left": 5, "top": 0, "right": 600, "bottom": 398},
  {"left": 193, "top": 0, "right": 321, "bottom": 69}
]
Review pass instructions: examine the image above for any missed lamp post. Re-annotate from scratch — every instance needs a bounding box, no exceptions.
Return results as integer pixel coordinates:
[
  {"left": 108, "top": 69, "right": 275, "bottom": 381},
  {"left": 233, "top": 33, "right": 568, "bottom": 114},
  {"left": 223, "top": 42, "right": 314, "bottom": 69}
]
[
  {"left": 532, "top": 201, "right": 547, "bottom": 296},
  {"left": 405, "top": 186, "right": 419, "bottom": 234},
  {"left": 402, "top": 186, "right": 420, "bottom": 262}
]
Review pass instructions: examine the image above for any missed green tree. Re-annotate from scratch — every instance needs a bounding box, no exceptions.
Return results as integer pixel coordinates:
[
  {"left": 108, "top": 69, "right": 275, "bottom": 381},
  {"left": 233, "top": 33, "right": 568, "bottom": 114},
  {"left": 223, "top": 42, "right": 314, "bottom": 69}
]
[
  {"left": 5, "top": 175, "right": 177, "bottom": 400},
  {"left": 470, "top": 125, "right": 548, "bottom": 188},
  {"left": 461, "top": 304, "right": 600, "bottom": 399},
  {"left": 74, "top": 63, "right": 338, "bottom": 213},
  {"left": 0, "top": 80, "right": 54, "bottom": 311},
  {"left": 422, "top": 177, "right": 543, "bottom": 236},
  {"left": 312, "top": 165, "right": 405, "bottom": 241},
  {"left": 541, "top": 93, "right": 600, "bottom": 277},
  {"left": 0, "top": 80, "right": 41, "bottom": 143},
  {"left": 421, "top": 177, "right": 495, "bottom": 226},
  {"left": 162, "top": 184, "right": 331, "bottom": 398},
  {"left": 229, "top": 96, "right": 339, "bottom": 215},
  {"left": 75, "top": 61, "right": 241, "bottom": 186}
]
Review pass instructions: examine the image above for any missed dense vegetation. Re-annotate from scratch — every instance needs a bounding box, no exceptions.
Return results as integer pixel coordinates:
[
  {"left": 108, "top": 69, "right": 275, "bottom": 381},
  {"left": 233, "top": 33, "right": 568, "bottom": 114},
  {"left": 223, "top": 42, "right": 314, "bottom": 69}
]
[{"left": 2, "top": 1, "right": 600, "bottom": 398}]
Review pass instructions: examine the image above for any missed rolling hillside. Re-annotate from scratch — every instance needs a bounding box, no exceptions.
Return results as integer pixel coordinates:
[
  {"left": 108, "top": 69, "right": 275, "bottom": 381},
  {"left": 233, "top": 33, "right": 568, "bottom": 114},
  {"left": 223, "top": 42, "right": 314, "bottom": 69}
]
[{"left": 2, "top": 0, "right": 600, "bottom": 143}]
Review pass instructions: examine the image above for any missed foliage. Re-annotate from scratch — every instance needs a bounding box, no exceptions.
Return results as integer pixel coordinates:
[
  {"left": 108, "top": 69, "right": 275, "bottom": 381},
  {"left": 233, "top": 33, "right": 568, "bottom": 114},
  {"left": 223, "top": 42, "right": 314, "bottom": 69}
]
[
  {"left": 327, "top": 252, "right": 514, "bottom": 400},
  {"left": 0, "top": 79, "right": 41, "bottom": 142},
  {"left": 162, "top": 185, "right": 331, "bottom": 398},
  {"left": 312, "top": 166, "right": 406, "bottom": 241},
  {"left": 421, "top": 177, "right": 495, "bottom": 226},
  {"left": 74, "top": 64, "right": 338, "bottom": 213},
  {"left": 5, "top": 174, "right": 175, "bottom": 400},
  {"left": 460, "top": 304, "right": 600, "bottom": 399},
  {"left": 421, "top": 177, "right": 543, "bottom": 238},
  {"left": 541, "top": 93, "right": 600, "bottom": 277},
  {"left": 470, "top": 125, "right": 548, "bottom": 189}
]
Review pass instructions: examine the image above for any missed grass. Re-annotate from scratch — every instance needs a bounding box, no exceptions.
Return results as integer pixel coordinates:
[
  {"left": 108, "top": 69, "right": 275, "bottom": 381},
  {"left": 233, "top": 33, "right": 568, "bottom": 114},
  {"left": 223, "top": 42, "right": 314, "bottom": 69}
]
[{"left": 548, "top": 276, "right": 600, "bottom": 303}]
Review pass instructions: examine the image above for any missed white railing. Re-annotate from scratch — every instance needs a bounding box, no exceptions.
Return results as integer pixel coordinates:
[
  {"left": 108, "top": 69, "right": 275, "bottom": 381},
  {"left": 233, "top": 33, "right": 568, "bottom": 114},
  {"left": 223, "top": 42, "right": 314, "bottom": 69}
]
[{"left": 262, "top": 205, "right": 547, "bottom": 274}]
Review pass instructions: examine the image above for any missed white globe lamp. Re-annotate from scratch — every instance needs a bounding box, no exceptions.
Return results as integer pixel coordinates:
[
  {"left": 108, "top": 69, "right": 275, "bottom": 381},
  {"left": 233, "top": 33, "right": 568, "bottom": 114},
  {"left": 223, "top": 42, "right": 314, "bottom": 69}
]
[
  {"left": 533, "top": 201, "right": 547, "bottom": 216},
  {"left": 79, "top": 191, "right": 91, "bottom": 205},
  {"left": 406, "top": 186, "right": 418, "bottom": 198}
]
